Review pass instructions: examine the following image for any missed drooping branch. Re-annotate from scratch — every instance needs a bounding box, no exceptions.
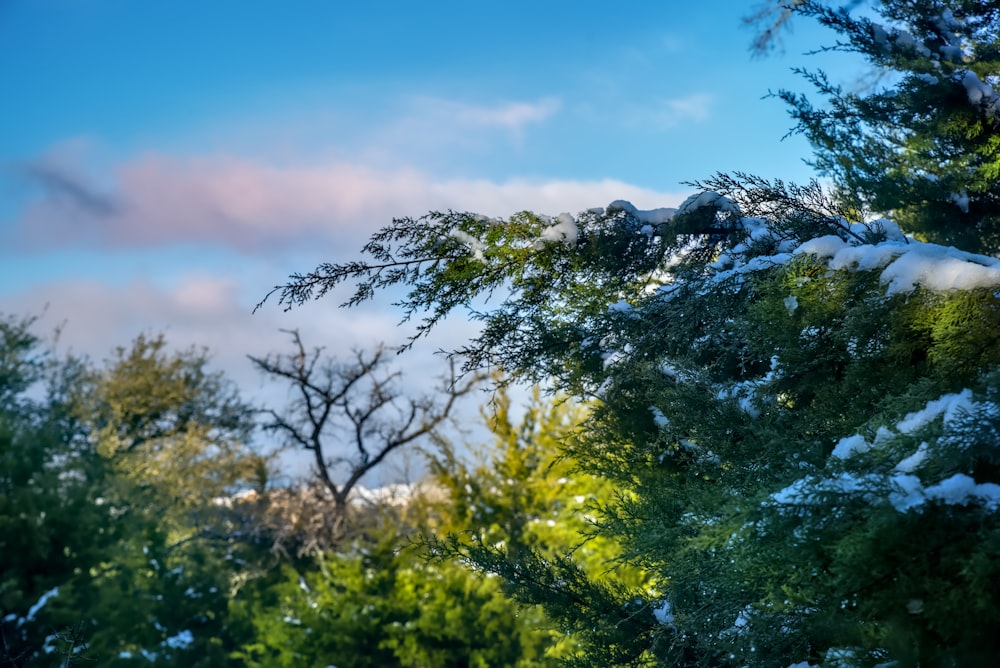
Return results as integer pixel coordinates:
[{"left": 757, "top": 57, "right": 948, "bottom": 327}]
[
  {"left": 685, "top": 172, "right": 871, "bottom": 244},
  {"left": 744, "top": 0, "right": 866, "bottom": 57},
  {"left": 253, "top": 204, "right": 744, "bottom": 390}
]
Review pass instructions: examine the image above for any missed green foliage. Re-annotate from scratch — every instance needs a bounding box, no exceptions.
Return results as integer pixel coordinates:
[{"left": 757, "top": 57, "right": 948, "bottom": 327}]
[
  {"left": 234, "top": 387, "right": 616, "bottom": 667},
  {"left": 83, "top": 336, "right": 267, "bottom": 666},
  {"left": 424, "top": 383, "right": 652, "bottom": 664},
  {"left": 265, "top": 150, "right": 1000, "bottom": 666},
  {"left": 0, "top": 315, "right": 115, "bottom": 668},
  {"left": 90, "top": 333, "right": 260, "bottom": 508},
  {"left": 426, "top": 385, "right": 623, "bottom": 568},
  {"left": 762, "top": 0, "right": 1000, "bottom": 253},
  {"left": 258, "top": 203, "right": 739, "bottom": 386},
  {"left": 13, "top": 3, "right": 1000, "bottom": 666},
  {"left": 0, "top": 318, "right": 266, "bottom": 667},
  {"left": 233, "top": 535, "right": 555, "bottom": 668}
]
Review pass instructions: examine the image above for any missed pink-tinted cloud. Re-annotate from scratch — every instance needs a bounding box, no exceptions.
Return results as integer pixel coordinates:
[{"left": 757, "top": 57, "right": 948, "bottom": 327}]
[
  {"left": 11, "top": 150, "right": 688, "bottom": 253},
  {"left": 13, "top": 153, "right": 432, "bottom": 252}
]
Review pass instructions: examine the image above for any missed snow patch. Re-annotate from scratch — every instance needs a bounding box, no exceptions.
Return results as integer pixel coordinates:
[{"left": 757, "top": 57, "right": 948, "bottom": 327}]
[
  {"left": 831, "top": 434, "right": 871, "bottom": 460},
  {"left": 449, "top": 229, "right": 484, "bottom": 261},
  {"left": 951, "top": 191, "right": 970, "bottom": 213},
  {"left": 793, "top": 235, "right": 848, "bottom": 258},
  {"left": 893, "top": 29, "right": 931, "bottom": 56},
  {"left": 961, "top": 70, "right": 994, "bottom": 105},
  {"left": 539, "top": 212, "right": 579, "bottom": 245},
  {"left": 732, "top": 607, "right": 751, "bottom": 634},
  {"left": 891, "top": 473, "right": 1000, "bottom": 512},
  {"left": 607, "top": 199, "right": 676, "bottom": 224},
  {"left": 896, "top": 390, "right": 973, "bottom": 434},
  {"left": 783, "top": 295, "right": 799, "bottom": 315},
  {"left": 894, "top": 443, "right": 929, "bottom": 473},
  {"left": 25, "top": 587, "right": 59, "bottom": 624},
  {"left": 649, "top": 406, "right": 670, "bottom": 429},
  {"left": 926, "top": 474, "right": 1000, "bottom": 509},
  {"left": 795, "top": 236, "right": 1000, "bottom": 296},
  {"left": 773, "top": 467, "right": 1000, "bottom": 515},
  {"left": 652, "top": 600, "right": 675, "bottom": 625},
  {"left": 677, "top": 191, "right": 738, "bottom": 216},
  {"left": 825, "top": 647, "right": 862, "bottom": 668}
]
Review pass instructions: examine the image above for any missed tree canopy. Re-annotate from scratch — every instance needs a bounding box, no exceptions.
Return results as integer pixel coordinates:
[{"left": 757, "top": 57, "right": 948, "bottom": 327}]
[
  {"left": 259, "top": 2, "right": 1000, "bottom": 665},
  {"left": 757, "top": 0, "right": 1000, "bottom": 254},
  {"left": 7, "top": 1, "right": 1000, "bottom": 666},
  {"left": 0, "top": 321, "right": 268, "bottom": 667}
]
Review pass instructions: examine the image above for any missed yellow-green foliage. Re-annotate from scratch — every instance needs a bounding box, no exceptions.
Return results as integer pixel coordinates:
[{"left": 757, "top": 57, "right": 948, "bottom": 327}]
[
  {"left": 426, "top": 382, "right": 646, "bottom": 588},
  {"left": 89, "top": 334, "right": 266, "bottom": 525}
]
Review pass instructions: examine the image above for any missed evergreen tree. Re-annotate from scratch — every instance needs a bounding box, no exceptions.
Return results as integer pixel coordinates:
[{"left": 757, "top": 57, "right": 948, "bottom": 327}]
[
  {"left": 80, "top": 334, "right": 267, "bottom": 666},
  {"left": 756, "top": 0, "right": 1000, "bottom": 254},
  {"left": 0, "top": 315, "right": 115, "bottom": 668},
  {"left": 232, "top": 386, "right": 616, "bottom": 668},
  {"left": 255, "top": 2, "right": 1000, "bottom": 665},
  {"left": 424, "top": 383, "right": 650, "bottom": 664},
  {"left": 259, "top": 181, "right": 1000, "bottom": 665},
  {"left": 232, "top": 535, "right": 555, "bottom": 668},
  {"left": 1, "top": 321, "right": 268, "bottom": 667}
]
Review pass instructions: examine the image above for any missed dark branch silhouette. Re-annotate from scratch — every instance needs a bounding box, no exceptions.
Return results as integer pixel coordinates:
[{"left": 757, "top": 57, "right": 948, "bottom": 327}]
[{"left": 249, "top": 329, "right": 480, "bottom": 545}]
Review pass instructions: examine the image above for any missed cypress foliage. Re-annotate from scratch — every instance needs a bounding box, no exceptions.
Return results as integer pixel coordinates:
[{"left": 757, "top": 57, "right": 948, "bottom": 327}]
[
  {"left": 263, "top": 1, "right": 1000, "bottom": 665},
  {"left": 765, "top": 0, "right": 1000, "bottom": 254}
]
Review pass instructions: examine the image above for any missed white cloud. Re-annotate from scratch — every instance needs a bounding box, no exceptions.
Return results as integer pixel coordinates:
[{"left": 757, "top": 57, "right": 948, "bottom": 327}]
[
  {"left": 2, "top": 141, "right": 691, "bottom": 479},
  {"left": 445, "top": 97, "right": 562, "bottom": 130},
  {"left": 3, "top": 125, "right": 691, "bottom": 473},
  {"left": 4, "top": 157, "right": 691, "bottom": 406},
  {"left": 428, "top": 176, "right": 688, "bottom": 219},
  {"left": 5, "top": 274, "right": 472, "bottom": 408},
  {"left": 361, "top": 95, "right": 562, "bottom": 158},
  {"left": 11, "top": 151, "right": 689, "bottom": 252},
  {"left": 392, "top": 96, "right": 561, "bottom": 135},
  {"left": 653, "top": 93, "right": 714, "bottom": 127}
]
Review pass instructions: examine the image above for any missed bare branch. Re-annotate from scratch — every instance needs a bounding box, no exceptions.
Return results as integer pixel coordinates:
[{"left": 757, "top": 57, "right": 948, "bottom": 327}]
[{"left": 250, "top": 331, "right": 482, "bottom": 545}]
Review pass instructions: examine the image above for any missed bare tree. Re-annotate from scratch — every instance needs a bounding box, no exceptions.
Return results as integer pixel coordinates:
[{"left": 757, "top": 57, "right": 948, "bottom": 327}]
[{"left": 249, "top": 329, "right": 479, "bottom": 545}]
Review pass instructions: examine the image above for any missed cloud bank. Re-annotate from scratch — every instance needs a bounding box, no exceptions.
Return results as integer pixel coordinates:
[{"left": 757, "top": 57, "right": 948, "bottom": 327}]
[{"left": 11, "top": 150, "right": 689, "bottom": 253}]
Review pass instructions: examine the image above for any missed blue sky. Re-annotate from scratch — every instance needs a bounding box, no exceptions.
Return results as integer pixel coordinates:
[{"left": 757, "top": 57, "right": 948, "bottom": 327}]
[{"left": 0, "top": 1, "right": 860, "bottom": 472}]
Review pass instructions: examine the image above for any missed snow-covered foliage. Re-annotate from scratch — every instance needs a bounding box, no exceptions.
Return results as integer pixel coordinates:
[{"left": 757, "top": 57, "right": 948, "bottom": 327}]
[
  {"left": 449, "top": 227, "right": 485, "bottom": 260},
  {"left": 252, "top": 2, "right": 1000, "bottom": 665},
  {"left": 538, "top": 212, "right": 580, "bottom": 246},
  {"left": 768, "top": 0, "right": 1000, "bottom": 255},
  {"left": 795, "top": 234, "right": 1000, "bottom": 295},
  {"left": 266, "top": 162, "right": 1000, "bottom": 665}
]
